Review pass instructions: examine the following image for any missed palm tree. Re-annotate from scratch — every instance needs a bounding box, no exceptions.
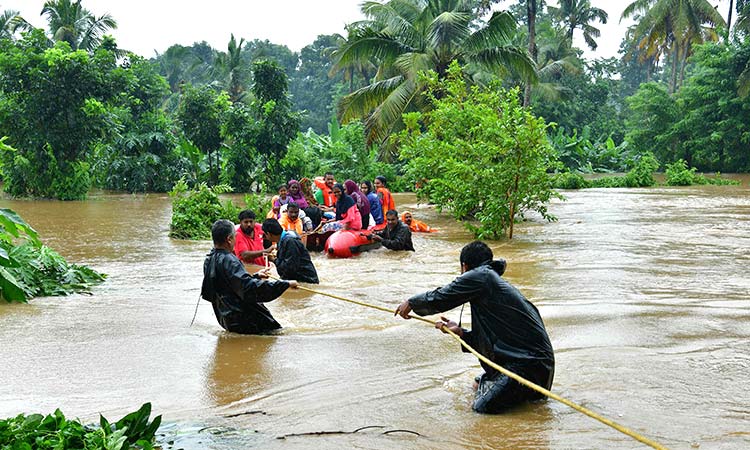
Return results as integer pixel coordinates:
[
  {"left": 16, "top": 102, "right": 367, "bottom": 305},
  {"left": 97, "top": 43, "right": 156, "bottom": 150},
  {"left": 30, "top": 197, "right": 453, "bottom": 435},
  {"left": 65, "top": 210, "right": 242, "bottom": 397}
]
[
  {"left": 548, "top": 0, "right": 608, "bottom": 50},
  {"left": 41, "top": 0, "right": 117, "bottom": 51},
  {"left": 331, "top": 0, "right": 536, "bottom": 146},
  {"left": 214, "top": 34, "right": 248, "bottom": 103},
  {"left": 0, "top": 8, "right": 31, "bottom": 40},
  {"left": 622, "top": 0, "right": 725, "bottom": 93},
  {"left": 327, "top": 27, "right": 377, "bottom": 93}
]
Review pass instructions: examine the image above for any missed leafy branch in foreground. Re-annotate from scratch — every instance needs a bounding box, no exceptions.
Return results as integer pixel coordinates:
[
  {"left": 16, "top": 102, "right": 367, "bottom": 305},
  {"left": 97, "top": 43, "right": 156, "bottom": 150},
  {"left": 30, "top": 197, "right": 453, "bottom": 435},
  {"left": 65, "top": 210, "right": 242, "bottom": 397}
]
[
  {"left": 0, "top": 208, "right": 105, "bottom": 303},
  {"left": 0, "top": 402, "right": 161, "bottom": 450}
]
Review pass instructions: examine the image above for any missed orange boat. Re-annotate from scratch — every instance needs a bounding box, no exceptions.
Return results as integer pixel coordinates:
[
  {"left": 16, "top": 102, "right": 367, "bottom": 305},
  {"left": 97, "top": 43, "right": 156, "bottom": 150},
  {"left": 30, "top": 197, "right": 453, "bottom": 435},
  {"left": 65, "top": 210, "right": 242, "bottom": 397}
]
[{"left": 324, "top": 230, "right": 377, "bottom": 258}]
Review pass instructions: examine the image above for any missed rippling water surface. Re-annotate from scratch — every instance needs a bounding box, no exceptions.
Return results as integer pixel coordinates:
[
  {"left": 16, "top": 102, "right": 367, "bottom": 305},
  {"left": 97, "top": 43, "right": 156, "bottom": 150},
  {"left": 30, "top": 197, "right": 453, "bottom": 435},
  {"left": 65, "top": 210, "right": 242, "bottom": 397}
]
[{"left": 1, "top": 179, "right": 749, "bottom": 449}]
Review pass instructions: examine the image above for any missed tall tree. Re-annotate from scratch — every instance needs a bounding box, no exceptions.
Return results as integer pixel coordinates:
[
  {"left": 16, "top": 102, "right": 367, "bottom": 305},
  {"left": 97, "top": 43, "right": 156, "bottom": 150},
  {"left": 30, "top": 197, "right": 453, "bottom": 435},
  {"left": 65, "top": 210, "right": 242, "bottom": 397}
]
[
  {"left": 40, "top": 0, "right": 117, "bottom": 51},
  {"left": 332, "top": 0, "right": 535, "bottom": 145},
  {"left": 622, "top": 0, "right": 725, "bottom": 93},
  {"left": 548, "top": 0, "right": 608, "bottom": 50},
  {"left": 214, "top": 34, "right": 248, "bottom": 103},
  {"left": 251, "top": 60, "right": 300, "bottom": 187},
  {"left": 524, "top": 0, "right": 539, "bottom": 106},
  {"left": 0, "top": 8, "right": 30, "bottom": 40}
]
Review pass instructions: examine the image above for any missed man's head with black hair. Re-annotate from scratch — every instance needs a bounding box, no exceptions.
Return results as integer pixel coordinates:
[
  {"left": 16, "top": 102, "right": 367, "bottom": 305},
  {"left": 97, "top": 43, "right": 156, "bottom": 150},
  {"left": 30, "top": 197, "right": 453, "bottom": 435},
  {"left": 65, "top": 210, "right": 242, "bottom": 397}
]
[
  {"left": 212, "top": 219, "right": 236, "bottom": 248},
  {"left": 460, "top": 241, "right": 493, "bottom": 271},
  {"left": 286, "top": 202, "right": 300, "bottom": 221},
  {"left": 385, "top": 209, "right": 399, "bottom": 229},
  {"left": 262, "top": 218, "right": 284, "bottom": 243},
  {"left": 238, "top": 210, "right": 256, "bottom": 234}
]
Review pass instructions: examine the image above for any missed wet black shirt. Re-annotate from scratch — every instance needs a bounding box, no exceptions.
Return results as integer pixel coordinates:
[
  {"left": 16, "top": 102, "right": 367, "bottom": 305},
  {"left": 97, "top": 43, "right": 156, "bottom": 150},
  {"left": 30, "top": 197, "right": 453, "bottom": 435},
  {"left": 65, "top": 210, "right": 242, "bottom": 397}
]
[
  {"left": 276, "top": 232, "right": 319, "bottom": 284},
  {"left": 201, "top": 248, "right": 290, "bottom": 334},
  {"left": 408, "top": 260, "right": 554, "bottom": 382},
  {"left": 374, "top": 222, "right": 414, "bottom": 251}
]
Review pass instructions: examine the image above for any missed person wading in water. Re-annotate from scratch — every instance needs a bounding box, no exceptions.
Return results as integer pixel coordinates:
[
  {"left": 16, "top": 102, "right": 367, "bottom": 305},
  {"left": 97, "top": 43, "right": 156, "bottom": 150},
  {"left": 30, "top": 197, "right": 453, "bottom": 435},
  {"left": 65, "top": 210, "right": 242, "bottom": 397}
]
[
  {"left": 202, "top": 219, "right": 298, "bottom": 334},
  {"left": 395, "top": 241, "right": 554, "bottom": 413}
]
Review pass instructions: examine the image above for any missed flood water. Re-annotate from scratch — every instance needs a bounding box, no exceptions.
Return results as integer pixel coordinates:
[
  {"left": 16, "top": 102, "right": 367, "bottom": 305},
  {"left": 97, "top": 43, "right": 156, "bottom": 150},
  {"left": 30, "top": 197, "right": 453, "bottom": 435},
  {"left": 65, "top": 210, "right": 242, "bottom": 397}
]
[{"left": 1, "top": 178, "right": 749, "bottom": 449}]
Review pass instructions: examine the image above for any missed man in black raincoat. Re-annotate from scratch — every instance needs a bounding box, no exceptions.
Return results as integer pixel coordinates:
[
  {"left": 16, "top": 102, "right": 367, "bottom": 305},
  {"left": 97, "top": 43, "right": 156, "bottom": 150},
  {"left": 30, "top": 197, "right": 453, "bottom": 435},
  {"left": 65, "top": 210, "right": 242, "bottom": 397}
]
[
  {"left": 395, "top": 241, "right": 554, "bottom": 413},
  {"left": 261, "top": 218, "right": 319, "bottom": 284},
  {"left": 201, "top": 219, "right": 298, "bottom": 334}
]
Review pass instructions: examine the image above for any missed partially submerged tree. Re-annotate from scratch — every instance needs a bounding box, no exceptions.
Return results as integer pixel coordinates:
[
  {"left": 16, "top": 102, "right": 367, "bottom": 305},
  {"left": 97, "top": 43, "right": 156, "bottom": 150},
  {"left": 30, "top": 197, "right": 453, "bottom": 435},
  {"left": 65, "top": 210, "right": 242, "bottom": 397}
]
[{"left": 400, "top": 61, "right": 560, "bottom": 239}]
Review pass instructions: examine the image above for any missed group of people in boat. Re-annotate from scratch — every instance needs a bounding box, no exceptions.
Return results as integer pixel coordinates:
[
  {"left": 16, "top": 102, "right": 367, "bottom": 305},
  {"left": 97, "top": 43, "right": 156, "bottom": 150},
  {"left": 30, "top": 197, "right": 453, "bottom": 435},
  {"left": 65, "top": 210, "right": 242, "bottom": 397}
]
[{"left": 200, "top": 175, "right": 555, "bottom": 416}]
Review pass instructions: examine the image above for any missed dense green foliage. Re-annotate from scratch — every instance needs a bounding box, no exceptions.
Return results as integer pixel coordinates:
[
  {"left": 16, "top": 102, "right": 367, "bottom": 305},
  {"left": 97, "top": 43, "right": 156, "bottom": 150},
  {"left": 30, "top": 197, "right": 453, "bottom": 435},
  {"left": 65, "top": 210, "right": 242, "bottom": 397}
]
[
  {"left": 0, "top": 402, "right": 160, "bottom": 450},
  {"left": 400, "top": 63, "right": 560, "bottom": 239},
  {"left": 168, "top": 180, "right": 273, "bottom": 240},
  {"left": 333, "top": 0, "right": 536, "bottom": 146},
  {"left": 168, "top": 180, "right": 240, "bottom": 240},
  {"left": 1, "top": 0, "right": 747, "bottom": 214},
  {"left": 0, "top": 206, "right": 105, "bottom": 303},
  {"left": 664, "top": 159, "right": 740, "bottom": 186},
  {"left": 281, "top": 118, "right": 396, "bottom": 185},
  {"left": 0, "top": 30, "right": 111, "bottom": 199},
  {"left": 624, "top": 40, "right": 750, "bottom": 172}
]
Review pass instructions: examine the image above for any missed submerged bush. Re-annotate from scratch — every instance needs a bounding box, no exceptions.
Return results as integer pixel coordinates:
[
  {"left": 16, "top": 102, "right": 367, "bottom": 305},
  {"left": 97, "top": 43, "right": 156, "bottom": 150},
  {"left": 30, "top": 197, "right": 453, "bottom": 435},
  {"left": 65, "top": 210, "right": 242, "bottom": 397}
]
[
  {"left": 0, "top": 402, "right": 161, "bottom": 450},
  {"left": 550, "top": 172, "right": 591, "bottom": 189},
  {"left": 666, "top": 159, "right": 740, "bottom": 186},
  {"left": 169, "top": 180, "right": 239, "bottom": 240},
  {"left": 0, "top": 208, "right": 105, "bottom": 303}
]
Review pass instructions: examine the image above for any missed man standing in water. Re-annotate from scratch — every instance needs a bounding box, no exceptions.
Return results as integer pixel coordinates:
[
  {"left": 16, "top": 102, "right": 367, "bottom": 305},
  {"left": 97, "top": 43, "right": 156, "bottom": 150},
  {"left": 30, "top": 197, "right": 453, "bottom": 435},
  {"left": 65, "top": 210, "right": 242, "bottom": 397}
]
[
  {"left": 395, "top": 241, "right": 554, "bottom": 413},
  {"left": 202, "top": 219, "right": 298, "bottom": 334},
  {"left": 261, "top": 218, "right": 319, "bottom": 284}
]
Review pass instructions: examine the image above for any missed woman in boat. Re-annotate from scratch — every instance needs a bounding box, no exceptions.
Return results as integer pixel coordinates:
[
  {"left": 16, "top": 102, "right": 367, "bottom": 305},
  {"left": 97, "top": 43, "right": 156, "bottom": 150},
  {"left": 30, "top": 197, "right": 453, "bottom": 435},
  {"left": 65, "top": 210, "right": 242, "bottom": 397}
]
[
  {"left": 361, "top": 180, "right": 384, "bottom": 226},
  {"left": 322, "top": 183, "right": 362, "bottom": 232},
  {"left": 287, "top": 180, "right": 309, "bottom": 209},
  {"left": 374, "top": 175, "right": 396, "bottom": 215},
  {"left": 344, "top": 180, "right": 371, "bottom": 229}
]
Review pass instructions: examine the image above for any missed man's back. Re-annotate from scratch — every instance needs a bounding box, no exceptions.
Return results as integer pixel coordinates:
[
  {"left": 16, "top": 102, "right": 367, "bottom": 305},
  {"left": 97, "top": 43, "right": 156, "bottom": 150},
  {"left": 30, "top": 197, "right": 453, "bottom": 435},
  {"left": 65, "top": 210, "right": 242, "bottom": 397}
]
[
  {"left": 276, "top": 233, "right": 319, "bottom": 283},
  {"left": 202, "top": 248, "right": 288, "bottom": 334}
]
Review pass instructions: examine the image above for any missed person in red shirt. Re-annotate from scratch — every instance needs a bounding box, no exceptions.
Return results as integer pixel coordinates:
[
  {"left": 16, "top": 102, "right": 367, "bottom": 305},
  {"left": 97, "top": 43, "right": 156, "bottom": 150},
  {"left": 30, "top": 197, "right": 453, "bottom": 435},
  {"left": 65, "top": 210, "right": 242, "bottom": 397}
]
[{"left": 234, "top": 210, "right": 273, "bottom": 266}]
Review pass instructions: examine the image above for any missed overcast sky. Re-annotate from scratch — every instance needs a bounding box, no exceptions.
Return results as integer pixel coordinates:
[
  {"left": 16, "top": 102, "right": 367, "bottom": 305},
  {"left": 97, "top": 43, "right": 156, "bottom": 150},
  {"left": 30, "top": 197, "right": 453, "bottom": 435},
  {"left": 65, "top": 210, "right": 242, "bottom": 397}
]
[{"left": 2, "top": 0, "right": 733, "bottom": 59}]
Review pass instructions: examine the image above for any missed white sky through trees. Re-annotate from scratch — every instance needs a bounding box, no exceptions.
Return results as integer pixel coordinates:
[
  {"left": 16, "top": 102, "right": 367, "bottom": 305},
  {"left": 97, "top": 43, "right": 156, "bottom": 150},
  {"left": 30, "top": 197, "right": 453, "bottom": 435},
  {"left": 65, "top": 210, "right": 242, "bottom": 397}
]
[{"left": 2, "top": 0, "right": 733, "bottom": 59}]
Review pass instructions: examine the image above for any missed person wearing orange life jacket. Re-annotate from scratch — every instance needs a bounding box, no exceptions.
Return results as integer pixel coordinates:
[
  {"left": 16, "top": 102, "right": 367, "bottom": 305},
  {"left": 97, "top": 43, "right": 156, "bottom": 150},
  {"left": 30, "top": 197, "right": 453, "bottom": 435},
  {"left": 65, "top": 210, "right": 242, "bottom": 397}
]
[
  {"left": 402, "top": 211, "right": 438, "bottom": 233},
  {"left": 374, "top": 175, "right": 396, "bottom": 215},
  {"left": 313, "top": 172, "right": 337, "bottom": 211}
]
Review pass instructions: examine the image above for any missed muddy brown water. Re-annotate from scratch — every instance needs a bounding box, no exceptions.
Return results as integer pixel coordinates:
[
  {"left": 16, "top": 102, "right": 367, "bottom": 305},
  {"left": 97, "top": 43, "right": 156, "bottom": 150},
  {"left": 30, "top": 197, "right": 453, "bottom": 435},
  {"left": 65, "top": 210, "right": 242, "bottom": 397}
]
[{"left": 1, "top": 178, "right": 749, "bottom": 449}]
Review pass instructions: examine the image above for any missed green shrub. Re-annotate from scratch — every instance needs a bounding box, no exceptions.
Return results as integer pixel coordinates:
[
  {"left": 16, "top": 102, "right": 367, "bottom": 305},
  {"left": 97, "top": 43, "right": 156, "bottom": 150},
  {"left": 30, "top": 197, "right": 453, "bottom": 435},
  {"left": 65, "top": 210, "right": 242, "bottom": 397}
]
[
  {"left": 551, "top": 172, "right": 591, "bottom": 189},
  {"left": 0, "top": 402, "right": 161, "bottom": 450},
  {"left": 693, "top": 173, "right": 740, "bottom": 185},
  {"left": 665, "top": 159, "right": 696, "bottom": 185},
  {"left": 169, "top": 179, "right": 239, "bottom": 240},
  {"left": 666, "top": 159, "right": 740, "bottom": 186},
  {"left": 622, "top": 152, "right": 659, "bottom": 187}
]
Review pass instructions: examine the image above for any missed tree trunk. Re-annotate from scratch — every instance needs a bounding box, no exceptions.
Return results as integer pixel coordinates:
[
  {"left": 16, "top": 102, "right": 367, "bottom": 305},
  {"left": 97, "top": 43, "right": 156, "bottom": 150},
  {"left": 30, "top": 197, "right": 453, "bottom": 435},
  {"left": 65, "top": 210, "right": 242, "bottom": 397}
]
[
  {"left": 728, "top": 0, "right": 734, "bottom": 36},
  {"left": 670, "top": 42, "right": 679, "bottom": 94},
  {"left": 524, "top": 0, "right": 538, "bottom": 107},
  {"left": 678, "top": 43, "right": 689, "bottom": 89},
  {"left": 207, "top": 149, "right": 215, "bottom": 186}
]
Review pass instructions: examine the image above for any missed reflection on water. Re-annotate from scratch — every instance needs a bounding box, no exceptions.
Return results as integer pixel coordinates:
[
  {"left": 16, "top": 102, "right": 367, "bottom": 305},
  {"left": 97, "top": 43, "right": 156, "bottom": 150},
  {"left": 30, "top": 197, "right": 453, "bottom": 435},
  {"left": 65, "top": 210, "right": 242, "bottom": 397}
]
[
  {"left": 1, "top": 179, "right": 749, "bottom": 449},
  {"left": 206, "top": 334, "right": 277, "bottom": 407}
]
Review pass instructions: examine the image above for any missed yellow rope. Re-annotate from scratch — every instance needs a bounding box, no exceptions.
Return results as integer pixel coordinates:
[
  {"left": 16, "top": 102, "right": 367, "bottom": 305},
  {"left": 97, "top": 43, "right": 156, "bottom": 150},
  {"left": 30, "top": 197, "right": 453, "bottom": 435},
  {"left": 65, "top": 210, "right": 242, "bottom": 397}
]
[{"left": 275, "top": 279, "right": 668, "bottom": 449}]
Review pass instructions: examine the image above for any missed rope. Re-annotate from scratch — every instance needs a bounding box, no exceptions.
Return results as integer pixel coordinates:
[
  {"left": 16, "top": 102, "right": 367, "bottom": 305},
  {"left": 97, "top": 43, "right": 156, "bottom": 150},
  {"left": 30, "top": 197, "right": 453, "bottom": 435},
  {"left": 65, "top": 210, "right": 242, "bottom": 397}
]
[{"left": 275, "top": 278, "right": 668, "bottom": 450}]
